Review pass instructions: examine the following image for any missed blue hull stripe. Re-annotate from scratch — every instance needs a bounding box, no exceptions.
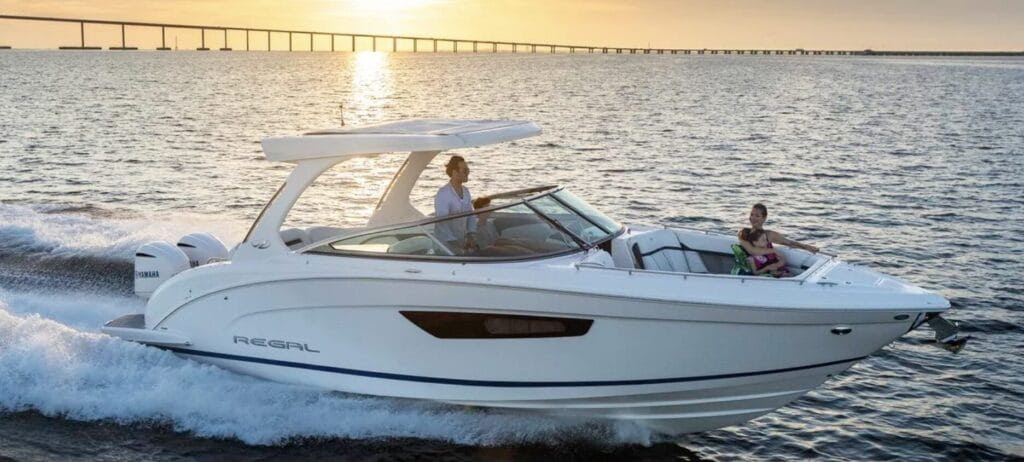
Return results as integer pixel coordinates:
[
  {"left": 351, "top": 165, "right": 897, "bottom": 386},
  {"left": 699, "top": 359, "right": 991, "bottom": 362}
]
[{"left": 160, "top": 346, "right": 868, "bottom": 388}]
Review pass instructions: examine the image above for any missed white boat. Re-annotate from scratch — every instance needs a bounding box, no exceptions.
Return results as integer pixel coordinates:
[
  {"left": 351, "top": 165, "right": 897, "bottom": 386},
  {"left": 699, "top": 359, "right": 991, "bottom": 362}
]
[{"left": 104, "top": 119, "right": 964, "bottom": 435}]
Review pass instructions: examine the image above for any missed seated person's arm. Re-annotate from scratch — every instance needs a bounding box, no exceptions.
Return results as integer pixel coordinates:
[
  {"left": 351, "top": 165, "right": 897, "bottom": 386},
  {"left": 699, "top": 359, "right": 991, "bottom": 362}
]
[
  {"left": 761, "top": 260, "right": 785, "bottom": 275},
  {"left": 736, "top": 230, "right": 776, "bottom": 256},
  {"left": 753, "top": 260, "right": 779, "bottom": 275}
]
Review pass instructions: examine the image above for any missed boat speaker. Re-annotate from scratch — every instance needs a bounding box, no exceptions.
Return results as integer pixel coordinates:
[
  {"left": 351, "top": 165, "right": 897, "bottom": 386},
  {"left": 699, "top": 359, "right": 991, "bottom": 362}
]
[
  {"left": 176, "top": 232, "right": 230, "bottom": 268},
  {"left": 134, "top": 241, "right": 190, "bottom": 299}
]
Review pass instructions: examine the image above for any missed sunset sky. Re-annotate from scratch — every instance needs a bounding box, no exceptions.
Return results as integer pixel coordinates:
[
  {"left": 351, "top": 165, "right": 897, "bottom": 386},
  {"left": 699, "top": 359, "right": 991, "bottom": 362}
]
[{"left": 1, "top": 0, "right": 1022, "bottom": 51}]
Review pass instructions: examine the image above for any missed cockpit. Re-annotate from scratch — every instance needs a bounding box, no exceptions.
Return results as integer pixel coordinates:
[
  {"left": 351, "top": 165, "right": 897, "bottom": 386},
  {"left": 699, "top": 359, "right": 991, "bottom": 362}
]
[{"left": 248, "top": 119, "right": 824, "bottom": 276}]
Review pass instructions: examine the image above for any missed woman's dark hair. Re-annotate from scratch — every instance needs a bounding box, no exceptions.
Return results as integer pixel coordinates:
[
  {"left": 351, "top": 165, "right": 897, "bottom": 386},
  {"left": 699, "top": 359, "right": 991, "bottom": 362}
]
[
  {"left": 752, "top": 203, "right": 768, "bottom": 217},
  {"left": 445, "top": 155, "right": 466, "bottom": 177},
  {"left": 473, "top": 197, "right": 491, "bottom": 209}
]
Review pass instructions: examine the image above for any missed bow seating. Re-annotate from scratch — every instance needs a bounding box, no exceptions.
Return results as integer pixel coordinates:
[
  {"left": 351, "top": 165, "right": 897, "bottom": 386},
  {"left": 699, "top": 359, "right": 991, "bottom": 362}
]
[{"left": 627, "top": 229, "right": 708, "bottom": 273}]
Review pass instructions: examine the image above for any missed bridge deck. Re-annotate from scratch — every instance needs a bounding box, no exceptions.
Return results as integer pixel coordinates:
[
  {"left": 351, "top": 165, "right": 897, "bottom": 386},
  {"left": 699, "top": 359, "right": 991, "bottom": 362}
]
[{"left": 1, "top": 14, "right": 1021, "bottom": 56}]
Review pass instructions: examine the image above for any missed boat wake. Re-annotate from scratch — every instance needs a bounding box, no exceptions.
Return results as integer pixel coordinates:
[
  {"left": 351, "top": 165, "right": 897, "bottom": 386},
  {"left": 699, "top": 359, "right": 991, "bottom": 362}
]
[{"left": 0, "top": 204, "right": 651, "bottom": 446}]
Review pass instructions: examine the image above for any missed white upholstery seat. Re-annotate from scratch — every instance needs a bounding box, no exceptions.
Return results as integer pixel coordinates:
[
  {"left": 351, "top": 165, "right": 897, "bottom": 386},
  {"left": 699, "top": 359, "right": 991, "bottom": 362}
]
[
  {"left": 631, "top": 230, "right": 689, "bottom": 272},
  {"left": 628, "top": 230, "right": 708, "bottom": 273},
  {"left": 683, "top": 250, "right": 708, "bottom": 273}
]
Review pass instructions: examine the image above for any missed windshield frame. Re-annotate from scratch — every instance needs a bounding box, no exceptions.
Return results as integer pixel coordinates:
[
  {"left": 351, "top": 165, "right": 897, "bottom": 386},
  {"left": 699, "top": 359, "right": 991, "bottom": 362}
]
[{"left": 301, "top": 186, "right": 623, "bottom": 262}]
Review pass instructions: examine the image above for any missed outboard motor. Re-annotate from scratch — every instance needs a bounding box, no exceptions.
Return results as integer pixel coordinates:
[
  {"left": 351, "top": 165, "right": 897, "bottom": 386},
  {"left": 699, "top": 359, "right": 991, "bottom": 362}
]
[
  {"left": 134, "top": 241, "right": 190, "bottom": 299},
  {"left": 176, "top": 232, "right": 230, "bottom": 268},
  {"left": 925, "top": 314, "right": 971, "bottom": 353}
]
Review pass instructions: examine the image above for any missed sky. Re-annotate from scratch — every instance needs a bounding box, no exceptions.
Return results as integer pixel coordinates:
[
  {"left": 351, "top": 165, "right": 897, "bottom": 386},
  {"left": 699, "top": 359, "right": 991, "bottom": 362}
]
[{"left": 0, "top": 0, "right": 1022, "bottom": 51}]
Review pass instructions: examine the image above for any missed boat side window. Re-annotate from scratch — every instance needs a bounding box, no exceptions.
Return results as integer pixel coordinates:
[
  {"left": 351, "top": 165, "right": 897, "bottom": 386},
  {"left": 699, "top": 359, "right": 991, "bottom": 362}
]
[
  {"left": 401, "top": 311, "right": 593, "bottom": 338},
  {"left": 310, "top": 202, "right": 581, "bottom": 260},
  {"left": 324, "top": 222, "right": 453, "bottom": 256}
]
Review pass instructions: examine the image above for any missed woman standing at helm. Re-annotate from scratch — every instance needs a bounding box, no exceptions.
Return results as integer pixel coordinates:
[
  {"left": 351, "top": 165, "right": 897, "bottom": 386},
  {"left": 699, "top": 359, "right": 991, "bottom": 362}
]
[{"left": 738, "top": 203, "right": 819, "bottom": 255}]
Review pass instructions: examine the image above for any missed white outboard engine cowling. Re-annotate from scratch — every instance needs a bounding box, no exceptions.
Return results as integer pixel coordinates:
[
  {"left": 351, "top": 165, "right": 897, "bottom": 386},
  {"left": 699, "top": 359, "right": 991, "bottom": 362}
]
[
  {"left": 176, "top": 232, "right": 230, "bottom": 268},
  {"left": 134, "top": 241, "right": 190, "bottom": 299}
]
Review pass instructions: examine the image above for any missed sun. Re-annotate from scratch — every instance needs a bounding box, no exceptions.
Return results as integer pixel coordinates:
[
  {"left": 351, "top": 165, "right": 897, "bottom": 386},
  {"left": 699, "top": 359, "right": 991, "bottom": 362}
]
[
  {"left": 329, "top": 0, "right": 441, "bottom": 35},
  {"left": 341, "top": 0, "right": 436, "bottom": 15}
]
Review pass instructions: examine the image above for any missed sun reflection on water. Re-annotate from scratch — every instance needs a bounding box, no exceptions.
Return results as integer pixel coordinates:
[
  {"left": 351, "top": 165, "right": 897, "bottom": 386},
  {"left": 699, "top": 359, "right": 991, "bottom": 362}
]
[
  {"left": 273, "top": 52, "right": 403, "bottom": 230},
  {"left": 349, "top": 52, "right": 394, "bottom": 123}
]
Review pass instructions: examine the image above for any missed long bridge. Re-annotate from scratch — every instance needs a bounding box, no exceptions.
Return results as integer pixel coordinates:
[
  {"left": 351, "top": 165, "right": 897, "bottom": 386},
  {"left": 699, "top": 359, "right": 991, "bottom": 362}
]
[{"left": 1, "top": 14, "right": 1021, "bottom": 56}]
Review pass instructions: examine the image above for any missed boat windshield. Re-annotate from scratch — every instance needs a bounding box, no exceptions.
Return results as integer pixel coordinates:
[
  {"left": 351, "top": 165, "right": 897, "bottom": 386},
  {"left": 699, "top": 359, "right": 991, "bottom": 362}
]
[{"left": 309, "top": 188, "right": 621, "bottom": 261}]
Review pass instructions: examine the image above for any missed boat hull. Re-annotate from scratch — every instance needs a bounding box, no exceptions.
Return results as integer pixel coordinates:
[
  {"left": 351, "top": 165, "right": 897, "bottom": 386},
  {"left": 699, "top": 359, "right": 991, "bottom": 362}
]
[
  {"left": 161, "top": 343, "right": 854, "bottom": 433},
  {"left": 125, "top": 273, "right": 924, "bottom": 434}
]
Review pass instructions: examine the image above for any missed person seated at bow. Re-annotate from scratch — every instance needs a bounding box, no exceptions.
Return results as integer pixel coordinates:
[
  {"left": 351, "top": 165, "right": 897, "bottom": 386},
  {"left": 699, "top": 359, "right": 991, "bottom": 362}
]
[
  {"left": 738, "top": 203, "right": 819, "bottom": 254},
  {"left": 731, "top": 203, "right": 817, "bottom": 276}
]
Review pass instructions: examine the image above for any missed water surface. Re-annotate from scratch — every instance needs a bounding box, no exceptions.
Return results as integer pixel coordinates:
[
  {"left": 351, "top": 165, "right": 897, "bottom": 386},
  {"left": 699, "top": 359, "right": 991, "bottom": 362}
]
[{"left": 1, "top": 51, "right": 1022, "bottom": 460}]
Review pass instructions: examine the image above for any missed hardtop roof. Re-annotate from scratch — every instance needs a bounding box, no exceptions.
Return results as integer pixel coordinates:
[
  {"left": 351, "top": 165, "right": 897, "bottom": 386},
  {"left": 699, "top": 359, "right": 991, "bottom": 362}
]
[{"left": 261, "top": 119, "right": 541, "bottom": 163}]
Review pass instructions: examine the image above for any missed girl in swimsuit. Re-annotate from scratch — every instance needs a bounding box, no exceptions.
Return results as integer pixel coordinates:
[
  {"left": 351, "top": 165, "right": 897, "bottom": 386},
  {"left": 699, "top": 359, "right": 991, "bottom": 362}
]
[{"left": 743, "top": 228, "right": 788, "bottom": 277}]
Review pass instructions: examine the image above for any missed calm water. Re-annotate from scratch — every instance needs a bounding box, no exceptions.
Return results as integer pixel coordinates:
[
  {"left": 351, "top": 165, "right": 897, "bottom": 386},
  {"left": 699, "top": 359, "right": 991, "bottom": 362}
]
[{"left": 1, "top": 51, "right": 1022, "bottom": 460}]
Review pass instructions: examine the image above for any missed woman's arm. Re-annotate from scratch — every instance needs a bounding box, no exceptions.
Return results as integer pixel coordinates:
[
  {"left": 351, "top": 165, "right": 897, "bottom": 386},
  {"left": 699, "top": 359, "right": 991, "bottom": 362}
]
[
  {"left": 767, "top": 230, "right": 819, "bottom": 253},
  {"left": 737, "top": 237, "right": 777, "bottom": 256}
]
